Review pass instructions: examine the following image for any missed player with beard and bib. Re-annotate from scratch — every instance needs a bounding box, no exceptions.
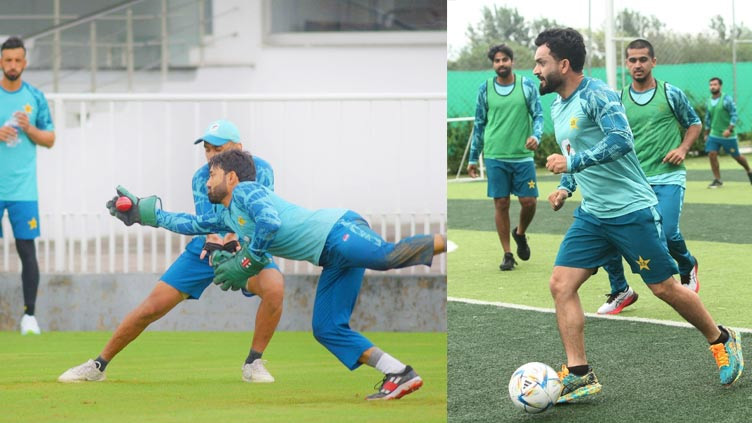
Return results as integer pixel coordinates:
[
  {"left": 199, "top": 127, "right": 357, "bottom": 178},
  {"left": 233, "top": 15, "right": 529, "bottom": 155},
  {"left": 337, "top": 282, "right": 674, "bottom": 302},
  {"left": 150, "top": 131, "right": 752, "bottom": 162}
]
[{"left": 467, "top": 44, "right": 544, "bottom": 271}]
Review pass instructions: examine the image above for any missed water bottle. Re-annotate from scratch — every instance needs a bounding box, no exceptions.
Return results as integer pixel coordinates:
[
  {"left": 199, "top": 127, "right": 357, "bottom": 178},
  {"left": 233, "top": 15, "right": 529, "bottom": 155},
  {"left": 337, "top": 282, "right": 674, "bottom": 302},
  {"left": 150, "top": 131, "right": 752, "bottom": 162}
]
[{"left": 3, "top": 115, "right": 20, "bottom": 147}]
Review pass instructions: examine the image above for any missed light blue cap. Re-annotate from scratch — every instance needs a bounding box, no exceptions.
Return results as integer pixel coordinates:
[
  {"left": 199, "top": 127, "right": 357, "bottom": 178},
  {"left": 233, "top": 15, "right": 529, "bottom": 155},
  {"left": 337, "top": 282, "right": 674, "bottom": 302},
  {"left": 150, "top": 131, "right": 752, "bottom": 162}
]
[{"left": 194, "top": 119, "right": 241, "bottom": 146}]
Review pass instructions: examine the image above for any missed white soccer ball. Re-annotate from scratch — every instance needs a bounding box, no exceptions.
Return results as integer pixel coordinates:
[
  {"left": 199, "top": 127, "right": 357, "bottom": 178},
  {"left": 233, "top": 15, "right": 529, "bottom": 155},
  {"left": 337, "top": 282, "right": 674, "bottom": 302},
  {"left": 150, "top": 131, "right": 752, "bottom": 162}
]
[{"left": 508, "top": 362, "right": 563, "bottom": 414}]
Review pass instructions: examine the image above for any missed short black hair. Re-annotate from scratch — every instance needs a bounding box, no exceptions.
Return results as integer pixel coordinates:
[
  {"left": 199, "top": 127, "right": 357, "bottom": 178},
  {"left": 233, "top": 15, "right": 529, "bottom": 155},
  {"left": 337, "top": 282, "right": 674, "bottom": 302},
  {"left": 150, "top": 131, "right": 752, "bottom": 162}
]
[
  {"left": 534, "top": 28, "right": 586, "bottom": 73},
  {"left": 487, "top": 44, "right": 514, "bottom": 62},
  {"left": 626, "top": 38, "right": 654, "bottom": 58},
  {"left": 208, "top": 149, "right": 256, "bottom": 182},
  {"left": 1, "top": 36, "right": 26, "bottom": 54},
  {"left": 709, "top": 77, "right": 723, "bottom": 85}
]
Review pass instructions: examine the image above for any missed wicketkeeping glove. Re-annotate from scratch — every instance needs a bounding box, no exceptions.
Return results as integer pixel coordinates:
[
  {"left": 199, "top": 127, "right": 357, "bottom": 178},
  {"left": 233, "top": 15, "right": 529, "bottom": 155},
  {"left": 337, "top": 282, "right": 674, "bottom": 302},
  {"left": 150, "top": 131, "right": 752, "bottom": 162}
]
[
  {"left": 222, "top": 240, "right": 240, "bottom": 253},
  {"left": 210, "top": 247, "right": 269, "bottom": 291},
  {"left": 201, "top": 241, "right": 223, "bottom": 261},
  {"left": 106, "top": 185, "right": 161, "bottom": 227},
  {"left": 201, "top": 239, "right": 238, "bottom": 262}
]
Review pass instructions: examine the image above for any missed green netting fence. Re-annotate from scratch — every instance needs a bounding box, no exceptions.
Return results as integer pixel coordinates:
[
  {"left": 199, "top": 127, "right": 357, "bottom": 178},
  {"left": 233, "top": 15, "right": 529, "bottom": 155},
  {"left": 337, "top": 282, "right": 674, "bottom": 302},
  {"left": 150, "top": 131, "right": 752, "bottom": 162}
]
[
  {"left": 448, "top": 62, "right": 752, "bottom": 133},
  {"left": 447, "top": 62, "right": 752, "bottom": 175}
]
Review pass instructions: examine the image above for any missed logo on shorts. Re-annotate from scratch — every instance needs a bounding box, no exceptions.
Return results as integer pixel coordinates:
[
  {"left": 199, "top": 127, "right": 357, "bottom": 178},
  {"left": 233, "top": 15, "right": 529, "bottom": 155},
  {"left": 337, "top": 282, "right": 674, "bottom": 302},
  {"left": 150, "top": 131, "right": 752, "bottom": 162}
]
[
  {"left": 527, "top": 180, "right": 536, "bottom": 189},
  {"left": 343, "top": 234, "right": 350, "bottom": 242},
  {"left": 636, "top": 256, "right": 651, "bottom": 271},
  {"left": 28, "top": 217, "right": 38, "bottom": 230},
  {"left": 241, "top": 257, "right": 251, "bottom": 268},
  {"left": 238, "top": 216, "right": 246, "bottom": 226}
]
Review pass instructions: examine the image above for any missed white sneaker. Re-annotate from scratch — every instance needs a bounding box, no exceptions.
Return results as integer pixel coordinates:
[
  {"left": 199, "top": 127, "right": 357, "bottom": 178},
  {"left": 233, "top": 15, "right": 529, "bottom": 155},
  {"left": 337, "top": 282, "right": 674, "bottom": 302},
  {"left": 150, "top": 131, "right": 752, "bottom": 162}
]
[
  {"left": 58, "top": 359, "right": 106, "bottom": 383},
  {"left": 20, "top": 314, "right": 41, "bottom": 335},
  {"left": 596, "top": 287, "right": 639, "bottom": 315},
  {"left": 242, "top": 359, "right": 275, "bottom": 383},
  {"left": 680, "top": 258, "right": 700, "bottom": 293}
]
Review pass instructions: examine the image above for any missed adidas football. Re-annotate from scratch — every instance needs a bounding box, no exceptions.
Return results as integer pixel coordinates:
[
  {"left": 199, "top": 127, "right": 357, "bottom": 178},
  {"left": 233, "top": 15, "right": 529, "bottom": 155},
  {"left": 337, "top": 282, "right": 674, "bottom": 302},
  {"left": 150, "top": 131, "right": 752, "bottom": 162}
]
[{"left": 508, "top": 362, "right": 562, "bottom": 413}]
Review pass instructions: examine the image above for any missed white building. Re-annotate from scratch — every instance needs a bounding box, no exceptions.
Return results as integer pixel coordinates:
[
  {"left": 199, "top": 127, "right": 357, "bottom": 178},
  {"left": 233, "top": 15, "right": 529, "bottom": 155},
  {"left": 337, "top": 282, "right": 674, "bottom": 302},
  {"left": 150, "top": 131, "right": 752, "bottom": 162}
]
[{"left": 1, "top": 0, "right": 447, "bottom": 274}]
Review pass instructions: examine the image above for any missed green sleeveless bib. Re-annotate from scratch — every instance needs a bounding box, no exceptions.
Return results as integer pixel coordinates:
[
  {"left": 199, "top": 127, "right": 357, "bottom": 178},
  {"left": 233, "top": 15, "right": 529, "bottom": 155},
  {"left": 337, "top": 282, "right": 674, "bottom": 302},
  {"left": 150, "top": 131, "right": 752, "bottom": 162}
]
[
  {"left": 621, "top": 80, "right": 684, "bottom": 177},
  {"left": 482, "top": 75, "right": 533, "bottom": 159},
  {"left": 708, "top": 93, "right": 732, "bottom": 137}
]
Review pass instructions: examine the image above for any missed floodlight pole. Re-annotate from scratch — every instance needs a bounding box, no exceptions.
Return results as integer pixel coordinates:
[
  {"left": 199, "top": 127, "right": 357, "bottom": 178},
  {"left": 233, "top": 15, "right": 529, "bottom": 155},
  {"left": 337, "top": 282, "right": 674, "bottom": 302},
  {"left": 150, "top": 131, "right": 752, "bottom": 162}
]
[
  {"left": 732, "top": 0, "right": 737, "bottom": 101},
  {"left": 586, "top": 0, "right": 592, "bottom": 77},
  {"left": 605, "top": 0, "right": 616, "bottom": 90}
]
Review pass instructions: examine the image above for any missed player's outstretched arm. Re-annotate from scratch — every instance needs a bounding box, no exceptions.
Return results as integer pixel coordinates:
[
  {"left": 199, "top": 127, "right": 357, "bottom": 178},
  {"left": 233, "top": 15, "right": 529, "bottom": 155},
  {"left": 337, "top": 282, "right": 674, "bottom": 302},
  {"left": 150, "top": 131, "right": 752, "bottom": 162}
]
[
  {"left": 106, "top": 185, "right": 161, "bottom": 227},
  {"left": 155, "top": 209, "right": 229, "bottom": 236},
  {"left": 106, "top": 185, "right": 230, "bottom": 235}
]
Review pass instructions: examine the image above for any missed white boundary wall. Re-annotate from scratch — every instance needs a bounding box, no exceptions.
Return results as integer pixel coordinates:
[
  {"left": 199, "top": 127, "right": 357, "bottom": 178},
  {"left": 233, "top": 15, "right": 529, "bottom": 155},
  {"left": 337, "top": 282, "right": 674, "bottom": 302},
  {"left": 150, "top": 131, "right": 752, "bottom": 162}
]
[{"left": 1, "top": 93, "right": 446, "bottom": 274}]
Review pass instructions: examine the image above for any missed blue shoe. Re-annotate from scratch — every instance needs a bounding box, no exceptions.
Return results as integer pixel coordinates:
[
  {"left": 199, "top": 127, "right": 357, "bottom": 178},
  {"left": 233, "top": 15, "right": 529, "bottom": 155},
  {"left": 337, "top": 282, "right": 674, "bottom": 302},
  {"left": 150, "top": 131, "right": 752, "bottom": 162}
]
[
  {"left": 556, "top": 365, "right": 602, "bottom": 403},
  {"left": 709, "top": 326, "right": 744, "bottom": 385}
]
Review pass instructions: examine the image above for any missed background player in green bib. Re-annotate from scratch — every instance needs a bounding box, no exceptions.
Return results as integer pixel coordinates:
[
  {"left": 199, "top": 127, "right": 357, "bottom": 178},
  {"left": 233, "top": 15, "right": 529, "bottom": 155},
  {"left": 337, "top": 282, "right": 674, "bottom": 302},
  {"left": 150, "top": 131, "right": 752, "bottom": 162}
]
[
  {"left": 0, "top": 37, "right": 55, "bottom": 335},
  {"left": 534, "top": 28, "right": 743, "bottom": 403},
  {"left": 703, "top": 77, "right": 752, "bottom": 188},
  {"left": 467, "top": 44, "right": 543, "bottom": 271},
  {"left": 597, "top": 39, "right": 702, "bottom": 315}
]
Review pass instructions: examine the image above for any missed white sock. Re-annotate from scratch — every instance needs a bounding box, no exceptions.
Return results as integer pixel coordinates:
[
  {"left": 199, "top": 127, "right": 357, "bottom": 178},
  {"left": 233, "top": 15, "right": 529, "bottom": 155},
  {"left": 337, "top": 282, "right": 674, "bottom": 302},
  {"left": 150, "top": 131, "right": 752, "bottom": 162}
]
[{"left": 374, "top": 352, "right": 407, "bottom": 375}]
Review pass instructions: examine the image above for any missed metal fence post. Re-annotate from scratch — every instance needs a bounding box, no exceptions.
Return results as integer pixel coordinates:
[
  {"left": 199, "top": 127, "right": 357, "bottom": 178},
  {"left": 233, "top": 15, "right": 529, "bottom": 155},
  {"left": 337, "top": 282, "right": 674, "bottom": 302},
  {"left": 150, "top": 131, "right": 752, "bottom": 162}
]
[
  {"left": 126, "top": 7, "right": 134, "bottom": 92},
  {"left": 161, "top": 0, "right": 168, "bottom": 82},
  {"left": 52, "top": 0, "right": 61, "bottom": 92},
  {"left": 53, "top": 97, "right": 65, "bottom": 271},
  {"left": 90, "top": 22, "right": 97, "bottom": 92}
]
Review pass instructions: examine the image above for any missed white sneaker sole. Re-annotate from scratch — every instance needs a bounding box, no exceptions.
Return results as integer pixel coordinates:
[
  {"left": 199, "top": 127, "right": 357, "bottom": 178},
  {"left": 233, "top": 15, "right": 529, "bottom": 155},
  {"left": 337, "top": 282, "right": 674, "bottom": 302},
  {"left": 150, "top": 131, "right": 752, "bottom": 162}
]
[
  {"left": 58, "top": 375, "right": 106, "bottom": 383},
  {"left": 242, "top": 375, "right": 275, "bottom": 383},
  {"left": 366, "top": 376, "right": 423, "bottom": 400}
]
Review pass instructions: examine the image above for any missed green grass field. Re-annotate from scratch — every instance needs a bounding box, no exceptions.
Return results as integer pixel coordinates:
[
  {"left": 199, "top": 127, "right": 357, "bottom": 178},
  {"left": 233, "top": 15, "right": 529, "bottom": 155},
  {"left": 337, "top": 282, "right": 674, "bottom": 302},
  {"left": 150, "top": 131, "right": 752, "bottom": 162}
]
[
  {"left": 447, "top": 155, "right": 752, "bottom": 421},
  {"left": 0, "top": 331, "right": 446, "bottom": 422},
  {"left": 448, "top": 303, "right": 750, "bottom": 422}
]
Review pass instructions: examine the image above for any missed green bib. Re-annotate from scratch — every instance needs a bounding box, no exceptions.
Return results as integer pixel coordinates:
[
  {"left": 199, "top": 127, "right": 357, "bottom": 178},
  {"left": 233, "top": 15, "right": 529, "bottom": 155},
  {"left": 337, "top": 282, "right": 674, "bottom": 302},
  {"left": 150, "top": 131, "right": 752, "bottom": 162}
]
[
  {"left": 482, "top": 75, "right": 533, "bottom": 159},
  {"left": 621, "top": 80, "right": 684, "bottom": 177},
  {"left": 708, "top": 93, "right": 732, "bottom": 137}
]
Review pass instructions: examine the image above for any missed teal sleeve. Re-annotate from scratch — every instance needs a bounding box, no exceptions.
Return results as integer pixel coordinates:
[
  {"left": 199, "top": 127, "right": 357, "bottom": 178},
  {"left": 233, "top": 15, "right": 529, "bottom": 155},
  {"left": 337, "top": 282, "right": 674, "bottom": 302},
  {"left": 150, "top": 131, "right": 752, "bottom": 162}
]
[
  {"left": 155, "top": 209, "right": 230, "bottom": 235},
  {"left": 522, "top": 77, "right": 544, "bottom": 141},
  {"left": 234, "top": 183, "right": 281, "bottom": 259},
  {"left": 253, "top": 157, "right": 275, "bottom": 191},
  {"left": 192, "top": 167, "right": 215, "bottom": 217},
  {"left": 30, "top": 86, "right": 54, "bottom": 131},
  {"left": 568, "top": 89, "right": 634, "bottom": 173},
  {"left": 704, "top": 100, "right": 712, "bottom": 128},
  {"left": 666, "top": 84, "right": 701, "bottom": 128},
  {"left": 557, "top": 174, "right": 577, "bottom": 194},
  {"left": 724, "top": 95, "right": 738, "bottom": 126},
  {"left": 469, "top": 81, "right": 487, "bottom": 164}
]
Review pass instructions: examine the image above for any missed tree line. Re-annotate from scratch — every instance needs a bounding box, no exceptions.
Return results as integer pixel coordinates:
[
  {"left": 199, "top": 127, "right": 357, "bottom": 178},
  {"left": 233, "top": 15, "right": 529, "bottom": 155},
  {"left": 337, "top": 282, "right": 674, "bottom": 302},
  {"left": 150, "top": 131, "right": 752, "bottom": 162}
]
[{"left": 448, "top": 6, "right": 752, "bottom": 70}]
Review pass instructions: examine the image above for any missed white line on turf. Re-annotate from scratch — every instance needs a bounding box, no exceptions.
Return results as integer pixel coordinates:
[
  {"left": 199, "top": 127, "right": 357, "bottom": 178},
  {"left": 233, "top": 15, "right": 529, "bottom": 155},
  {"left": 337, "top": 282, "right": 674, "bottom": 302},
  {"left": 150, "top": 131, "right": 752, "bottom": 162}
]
[
  {"left": 447, "top": 240, "right": 458, "bottom": 253},
  {"left": 448, "top": 296, "right": 752, "bottom": 334}
]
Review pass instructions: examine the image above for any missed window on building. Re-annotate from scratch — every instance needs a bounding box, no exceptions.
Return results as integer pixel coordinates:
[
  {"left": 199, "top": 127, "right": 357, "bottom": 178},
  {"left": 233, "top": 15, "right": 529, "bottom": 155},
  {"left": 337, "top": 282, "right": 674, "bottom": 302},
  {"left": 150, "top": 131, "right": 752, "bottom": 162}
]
[{"left": 265, "top": 0, "right": 446, "bottom": 45}]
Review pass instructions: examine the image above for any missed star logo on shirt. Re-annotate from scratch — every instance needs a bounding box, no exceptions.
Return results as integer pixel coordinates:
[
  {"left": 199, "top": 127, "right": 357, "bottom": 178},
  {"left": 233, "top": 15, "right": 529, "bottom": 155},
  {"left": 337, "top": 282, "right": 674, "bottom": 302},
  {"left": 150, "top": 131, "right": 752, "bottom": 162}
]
[
  {"left": 28, "top": 217, "right": 37, "bottom": 230},
  {"left": 238, "top": 216, "right": 246, "bottom": 226},
  {"left": 528, "top": 180, "right": 536, "bottom": 189},
  {"left": 24, "top": 103, "right": 33, "bottom": 114},
  {"left": 636, "top": 256, "right": 650, "bottom": 271},
  {"left": 569, "top": 117, "right": 578, "bottom": 129}
]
